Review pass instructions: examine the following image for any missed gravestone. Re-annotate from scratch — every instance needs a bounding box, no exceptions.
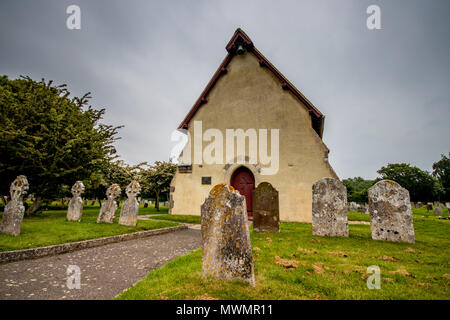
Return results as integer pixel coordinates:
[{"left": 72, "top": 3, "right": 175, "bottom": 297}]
[
  {"left": 84, "top": 199, "right": 88, "bottom": 206},
  {"left": 426, "top": 203, "right": 433, "bottom": 211},
  {"left": 415, "top": 202, "right": 423, "bottom": 208},
  {"left": 97, "top": 184, "right": 121, "bottom": 223},
  {"left": 349, "top": 202, "right": 358, "bottom": 212},
  {"left": 66, "top": 181, "right": 85, "bottom": 222},
  {"left": 252, "top": 182, "right": 280, "bottom": 233},
  {"left": 119, "top": 180, "right": 141, "bottom": 226},
  {"left": 368, "top": 180, "right": 415, "bottom": 243},
  {"left": 143, "top": 200, "right": 149, "bottom": 208},
  {"left": 201, "top": 184, "right": 254, "bottom": 285},
  {"left": 312, "top": 177, "right": 349, "bottom": 237},
  {"left": 0, "top": 176, "right": 29, "bottom": 236},
  {"left": 433, "top": 206, "right": 443, "bottom": 215},
  {"left": 360, "top": 203, "right": 369, "bottom": 214},
  {"left": 446, "top": 202, "right": 450, "bottom": 210}
]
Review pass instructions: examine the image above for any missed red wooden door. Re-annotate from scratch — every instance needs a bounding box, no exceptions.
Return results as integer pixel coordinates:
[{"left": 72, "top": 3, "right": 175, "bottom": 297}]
[{"left": 230, "top": 167, "right": 255, "bottom": 219}]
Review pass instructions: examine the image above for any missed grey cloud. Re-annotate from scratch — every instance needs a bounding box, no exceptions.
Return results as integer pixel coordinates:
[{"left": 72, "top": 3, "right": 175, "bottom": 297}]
[{"left": 0, "top": 0, "right": 449, "bottom": 179}]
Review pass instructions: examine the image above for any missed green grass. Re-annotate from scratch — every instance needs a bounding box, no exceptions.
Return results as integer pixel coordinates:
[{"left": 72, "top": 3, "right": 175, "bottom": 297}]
[
  {"left": 150, "top": 214, "right": 201, "bottom": 224},
  {"left": 40, "top": 202, "right": 169, "bottom": 215},
  {"left": 0, "top": 207, "right": 178, "bottom": 252},
  {"left": 117, "top": 215, "right": 450, "bottom": 300}
]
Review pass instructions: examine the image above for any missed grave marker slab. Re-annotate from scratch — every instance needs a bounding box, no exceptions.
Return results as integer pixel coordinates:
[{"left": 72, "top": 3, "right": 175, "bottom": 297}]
[
  {"left": 97, "top": 184, "right": 121, "bottom": 223},
  {"left": 0, "top": 176, "right": 29, "bottom": 236},
  {"left": 252, "top": 182, "right": 279, "bottom": 233},
  {"left": 66, "top": 181, "right": 85, "bottom": 222},
  {"left": 201, "top": 184, "right": 254, "bottom": 285},
  {"left": 368, "top": 180, "right": 415, "bottom": 243},
  {"left": 312, "top": 177, "right": 348, "bottom": 237},
  {"left": 119, "top": 180, "right": 141, "bottom": 227}
]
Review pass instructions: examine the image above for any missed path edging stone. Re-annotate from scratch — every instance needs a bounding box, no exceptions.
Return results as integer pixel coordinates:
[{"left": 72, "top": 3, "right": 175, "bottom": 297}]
[{"left": 0, "top": 225, "right": 187, "bottom": 264}]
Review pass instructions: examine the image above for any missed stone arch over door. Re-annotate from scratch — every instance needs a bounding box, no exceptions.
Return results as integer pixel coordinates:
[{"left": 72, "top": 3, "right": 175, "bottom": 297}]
[{"left": 230, "top": 166, "right": 255, "bottom": 219}]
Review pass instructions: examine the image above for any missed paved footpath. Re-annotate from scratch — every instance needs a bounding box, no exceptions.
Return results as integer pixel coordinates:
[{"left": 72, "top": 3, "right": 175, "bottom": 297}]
[{"left": 0, "top": 227, "right": 201, "bottom": 300}]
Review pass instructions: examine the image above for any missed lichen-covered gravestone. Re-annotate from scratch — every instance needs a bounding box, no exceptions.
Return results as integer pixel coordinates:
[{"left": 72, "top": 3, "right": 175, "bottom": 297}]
[
  {"left": 66, "top": 181, "right": 85, "bottom": 222},
  {"left": 0, "top": 176, "right": 29, "bottom": 236},
  {"left": 119, "top": 180, "right": 141, "bottom": 226},
  {"left": 252, "top": 182, "right": 279, "bottom": 233},
  {"left": 368, "top": 180, "right": 415, "bottom": 243},
  {"left": 201, "top": 184, "right": 255, "bottom": 285},
  {"left": 312, "top": 177, "right": 349, "bottom": 237},
  {"left": 97, "top": 184, "right": 121, "bottom": 223}
]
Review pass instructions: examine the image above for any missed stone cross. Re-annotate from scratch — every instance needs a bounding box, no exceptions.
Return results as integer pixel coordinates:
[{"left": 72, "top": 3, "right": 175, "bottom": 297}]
[
  {"left": 0, "top": 175, "right": 29, "bottom": 236},
  {"left": 252, "top": 182, "right": 280, "bottom": 233},
  {"left": 312, "top": 177, "right": 349, "bottom": 237},
  {"left": 368, "top": 180, "right": 415, "bottom": 243},
  {"left": 66, "top": 181, "right": 85, "bottom": 222},
  {"left": 97, "top": 184, "right": 121, "bottom": 223},
  {"left": 201, "top": 184, "right": 255, "bottom": 285},
  {"left": 119, "top": 180, "right": 141, "bottom": 226}
]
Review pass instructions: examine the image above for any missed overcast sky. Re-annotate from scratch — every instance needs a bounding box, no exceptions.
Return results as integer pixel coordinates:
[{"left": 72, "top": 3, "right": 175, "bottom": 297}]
[{"left": 1, "top": 0, "right": 449, "bottom": 179}]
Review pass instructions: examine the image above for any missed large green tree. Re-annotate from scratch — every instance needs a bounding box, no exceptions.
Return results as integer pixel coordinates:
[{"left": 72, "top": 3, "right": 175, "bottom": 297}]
[
  {"left": 377, "top": 163, "right": 435, "bottom": 201},
  {"left": 0, "top": 75, "right": 121, "bottom": 214},
  {"left": 140, "top": 161, "right": 176, "bottom": 211},
  {"left": 432, "top": 153, "right": 450, "bottom": 201},
  {"left": 342, "top": 177, "right": 376, "bottom": 203}
]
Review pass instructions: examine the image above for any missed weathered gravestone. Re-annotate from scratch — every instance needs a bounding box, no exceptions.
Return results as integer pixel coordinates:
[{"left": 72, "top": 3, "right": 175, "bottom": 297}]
[
  {"left": 252, "top": 182, "right": 279, "bottom": 233},
  {"left": 143, "top": 200, "right": 149, "bottom": 208},
  {"left": 97, "top": 184, "right": 121, "bottom": 223},
  {"left": 426, "top": 203, "right": 433, "bottom": 211},
  {"left": 446, "top": 202, "right": 450, "bottom": 210},
  {"left": 368, "top": 180, "right": 415, "bottom": 243},
  {"left": 201, "top": 184, "right": 254, "bottom": 285},
  {"left": 312, "top": 177, "right": 349, "bottom": 237},
  {"left": 349, "top": 202, "right": 358, "bottom": 212},
  {"left": 415, "top": 202, "right": 423, "bottom": 208},
  {"left": 360, "top": 203, "right": 369, "bottom": 214},
  {"left": 119, "top": 180, "right": 141, "bottom": 227},
  {"left": 0, "top": 176, "right": 29, "bottom": 236},
  {"left": 66, "top": 181, "right": 85, "bottom": 222},
  {"left": 433, "top": 206, "right": 443, "bottom": 215}
]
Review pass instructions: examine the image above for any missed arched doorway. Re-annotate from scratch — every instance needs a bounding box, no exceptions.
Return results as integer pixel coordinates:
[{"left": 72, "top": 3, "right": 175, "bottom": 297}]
[{"left": 230, "top": 166, "right": 255, "bottom": 219}]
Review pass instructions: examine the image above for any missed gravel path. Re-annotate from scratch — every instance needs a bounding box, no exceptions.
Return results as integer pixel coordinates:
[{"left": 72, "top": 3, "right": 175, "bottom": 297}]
[{"left": 0, "top": 228, "right": 201, "bottom": 300}]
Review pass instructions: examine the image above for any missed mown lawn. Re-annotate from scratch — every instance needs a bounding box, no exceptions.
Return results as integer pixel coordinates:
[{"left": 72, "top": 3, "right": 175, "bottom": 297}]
[
  {"left": 150, "top": 214, "right": 201, "bottom": 224},
  {"left": 0, "top": 207, "right": 178, "bottom": 252},
  {"left": 117, "top": 215, "right": 450, "bottom": 300}
]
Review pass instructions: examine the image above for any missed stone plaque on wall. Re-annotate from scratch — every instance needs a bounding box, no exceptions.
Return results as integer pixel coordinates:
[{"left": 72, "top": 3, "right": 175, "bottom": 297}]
[{"left": 201, "top": 176, "right": 211, "bottom": 185}]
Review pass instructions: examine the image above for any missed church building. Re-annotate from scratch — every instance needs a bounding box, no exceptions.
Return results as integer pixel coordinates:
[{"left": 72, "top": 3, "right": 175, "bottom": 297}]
[{"left": 170, "top": 28, "right": 338, "bottom": 222}]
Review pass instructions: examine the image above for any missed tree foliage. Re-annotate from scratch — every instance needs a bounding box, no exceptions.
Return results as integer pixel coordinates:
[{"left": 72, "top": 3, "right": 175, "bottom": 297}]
[
  {"left": 376, "top": 163, "right": 436, "bottom": 201},
  {"left": 432, "top": 153, "right": 450, "bottom": 201},
  {"left": 139, "top": 161, "right": 176, "bottom": 210},
  {"left": 342, "top": 177, "right": 376, "bottom": 203},
  {"left": 0, "top": 75, "right": 121, "bottom": 214}
]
